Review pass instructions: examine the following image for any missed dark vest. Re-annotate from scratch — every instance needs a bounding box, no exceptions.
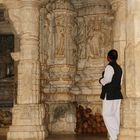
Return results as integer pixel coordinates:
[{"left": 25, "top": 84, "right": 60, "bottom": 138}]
[{"left": 100, "top": 61, "right": 123, "bottom": 100}]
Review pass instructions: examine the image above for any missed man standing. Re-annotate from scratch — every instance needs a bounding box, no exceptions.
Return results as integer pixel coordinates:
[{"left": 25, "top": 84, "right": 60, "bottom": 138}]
[{"left": 99, "top": 49, "right": 123, "bottom": 140}]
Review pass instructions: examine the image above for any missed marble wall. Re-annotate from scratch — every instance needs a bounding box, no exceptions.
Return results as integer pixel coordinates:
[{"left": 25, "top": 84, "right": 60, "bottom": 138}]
[
  {"left": 0, "top": 0, "right": 140, "bottom": 140},
  {"left": 41, "top": 0, "right": 113, "bottom": 134}
]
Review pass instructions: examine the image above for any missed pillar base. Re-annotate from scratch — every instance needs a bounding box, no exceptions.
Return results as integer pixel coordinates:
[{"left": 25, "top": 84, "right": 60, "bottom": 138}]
[
  {"left": 119, "top": 128, "right": 140, "bottom": 140},
  {"left": 119, "top": 128, "right": 135, "bottom": 140},
  {"left": 7, "top": 104, "right": 48, "bottom": 140},
  {"left": 7, "top": 125, "right": 47, "bottom": 140},
  {"left": 47, "top": 101, "right": 76, "bottom": 134}
]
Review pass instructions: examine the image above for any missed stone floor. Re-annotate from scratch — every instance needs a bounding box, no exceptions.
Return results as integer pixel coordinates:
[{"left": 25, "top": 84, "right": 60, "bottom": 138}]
[{"left": 0, "top": 134, "right": 108, "bottom": 140}]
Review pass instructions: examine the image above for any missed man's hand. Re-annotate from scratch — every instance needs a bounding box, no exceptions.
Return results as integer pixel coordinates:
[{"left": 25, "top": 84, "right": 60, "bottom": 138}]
[{"left": 99, "top": 78, "right": 102, "bottom": 84}]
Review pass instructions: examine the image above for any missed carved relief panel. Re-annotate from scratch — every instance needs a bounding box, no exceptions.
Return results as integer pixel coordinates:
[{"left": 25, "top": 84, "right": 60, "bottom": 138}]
[
  {"left": 44, "top": 0, "right": 77, "bottom": 65},
  {"left": 41, "top": 0, "right": 114, "bottom": 134},
  {"left": 42, "top": 1, "right": 113, "bottom": 95},
  {"left": 42, "top": 0, "right": 77, "bottom": 94},
  {"left": 77, "top": 16, "right": 113, "bottom": 61},
  {"left": 71, "top": 5, "right": 113, "bottom": 95}
]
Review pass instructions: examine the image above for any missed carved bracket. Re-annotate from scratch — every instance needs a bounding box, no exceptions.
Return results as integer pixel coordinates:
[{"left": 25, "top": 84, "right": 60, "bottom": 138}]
[{"left": 11, "top": 52, "right": 20, "bottom": 61}]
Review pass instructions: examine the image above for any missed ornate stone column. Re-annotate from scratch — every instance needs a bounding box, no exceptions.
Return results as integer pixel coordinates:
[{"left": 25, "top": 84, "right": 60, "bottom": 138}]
[
  {"left": 117, "top": 0, "right": 140, "bottom": 140},
  {"left": 43, "top": 0, "right": 76, "bottom": 134},
  {"left": 111, "top": 0, "right": 127, "bottom": 128},
  {"left": 6, "top": 0, "right": 47, "bottom": 140},
  {"left": 47, "top": 0, "right": 76, "bottom": 97},
  {"left": 111, "top": 0, "right": 127, "bottom": 68}
]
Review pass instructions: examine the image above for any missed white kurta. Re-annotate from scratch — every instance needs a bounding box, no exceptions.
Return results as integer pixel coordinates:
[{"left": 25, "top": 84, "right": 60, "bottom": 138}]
[{"left": 100, "top": 65, "right": 122, "bottom": 140}]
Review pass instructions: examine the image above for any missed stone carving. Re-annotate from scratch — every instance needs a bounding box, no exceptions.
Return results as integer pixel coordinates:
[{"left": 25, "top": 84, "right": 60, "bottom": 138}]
[
  {"left": 76, "top": 17, "right": 106, "bottom": 61},
  {"left": 86, "top": 18, "right": 104, "bottom": 59},
  {"left": 86, "top": 26, "right": 104, "bottom": 58},
  {"left": 54, "top": 0, "right": 74, "bottom": 10},
  {"left": 8, "top": 9, "right": 21, "bottom": 35},
  {"left": 44, "top": 0, "right": 77, "bottom": 97},
  {"left": 76, "top": 17, "right": 86, "bottom": 59},
  {"left": 43, "top": 0, "right": 114, "bottom": 134},
  {"left": 66, "top": 16, "right": 77, "bottom": 65},
  {"left": 111, "top": 0, "right": 125, "bottom": 12},
  {"left": 77, "top": 16, "right": 112, "bottom": 63},
  {"left": 43, "top": 1, "right": 78, "bottom": 135},
  {"left": 43, "top": 1, "right": 113, "bottom": 97},
  {"left": 43, "top": 10, "right": 54, "bottom": 65},
  {"left": 48, "top": 103, "right": 76, "bottom": 133},
  {"left": 45, "top": 13, "right": 53, "bottom": 44},
  {"left": 11, "top": 52, "right": 20, "bottom": 61},
  {"left": 0, "top": 109, "right": 12, "bottom": 127},
  {"left": 55, "top": 25, "right": 65, "bottom": 56},
  {"left": 71, "top": 15, "right": 113, "bottom": 95},
  {"left": 6, "top": 1, "right": 47, "bottom": 140}
]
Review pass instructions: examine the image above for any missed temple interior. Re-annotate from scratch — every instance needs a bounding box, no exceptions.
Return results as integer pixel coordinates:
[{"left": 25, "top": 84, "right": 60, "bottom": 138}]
[{"left": 0, "top": 0, "right": 139, "bottom": 140}]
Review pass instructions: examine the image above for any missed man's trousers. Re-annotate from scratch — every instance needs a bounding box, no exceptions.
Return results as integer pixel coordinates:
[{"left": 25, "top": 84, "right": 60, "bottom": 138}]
[{"left": 102, "top": 98, "right": 121, "bottom": 140}]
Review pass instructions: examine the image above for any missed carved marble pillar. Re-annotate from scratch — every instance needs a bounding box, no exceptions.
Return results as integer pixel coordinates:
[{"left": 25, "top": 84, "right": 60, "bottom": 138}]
[
  {"left": 44, "top": 0, "right": 77, "bottom": 99},
  {"left": 118, "top": 0, "right": 140, "bottom": 140},
  {"left": 51, "top": 4, "right": 76, "bottom": 96},
  {"left": 111, "top": 1, "right": 127, "bottom": 128},
  {"left": 111, "top": 0, "right": 126, "bottom": 68},
  {"left": 43, "top": 0, "right": 76, "bottom": 134},
  {"left": 6, "top": 0, "right": 47, "bottom": 140}
]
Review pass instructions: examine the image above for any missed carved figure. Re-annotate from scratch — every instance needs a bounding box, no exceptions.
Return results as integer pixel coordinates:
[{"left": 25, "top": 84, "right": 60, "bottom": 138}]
[
  {"left": 87, "top": 29, "right": 104, "bottom": 58},
  {"left": 55, "top": 25, "right": 65, "bottom": 56},
  {"left": 77, "top": 18, "right": 86, "bottom": 59}
]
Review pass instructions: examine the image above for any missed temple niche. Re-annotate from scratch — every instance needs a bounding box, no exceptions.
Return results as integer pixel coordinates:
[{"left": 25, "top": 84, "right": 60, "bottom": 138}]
[{"left": 41, "top": 0, "right": 113, "bottom": 134}]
